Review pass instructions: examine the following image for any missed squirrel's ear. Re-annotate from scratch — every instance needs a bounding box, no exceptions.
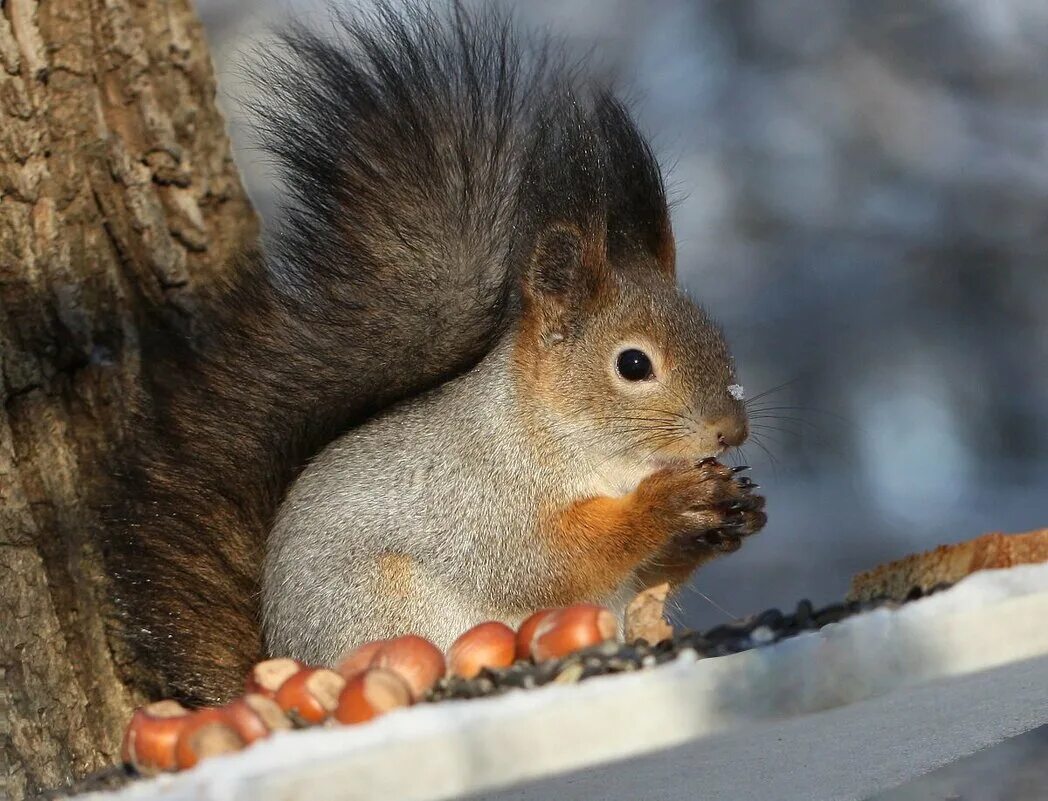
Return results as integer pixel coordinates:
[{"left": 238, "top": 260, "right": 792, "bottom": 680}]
[
  {"left": 518, "top": 96, "right": 611, "bottom": 338},
  {"left": 521, "top": 221, "right": 607, "bottom": 340}
]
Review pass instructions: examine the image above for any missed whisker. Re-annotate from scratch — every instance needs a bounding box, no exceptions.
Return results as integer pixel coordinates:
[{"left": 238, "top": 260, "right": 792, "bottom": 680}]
[
  {"left": 745, "top": 405, "right": 857, "bottom": 428},
  {"left": 744, "top": 377, "right": 800, "bottom": 407},
  {"left": 750, "top": 423, "right": 804, "bottom": 439},
  {"left": 632, "top": 407, "right": 696, "bottom": 424},
  {"left": 592, "top": 418, "right": 690, "bottom": 430},
  {"left": 688, "top": 585, "right": 740, "bottom": 622},
  {"left": 748, "top": 433, "right": 780, "bottom": 477},
  {"left": 748, "top": 428, "right": 788, "bottom": 446},
  {"left": 655, "top": 375, "right": 700, "bottom": 421},
  {"left": 598, "top": 424, "right": 685, "bottom": 435},
  {"left": 735, "top": 445, "right": 750, "bottom": 466},
  {"left": 589, "top": 430, "right": 683, "bottom": 474},
  {"left": 748, "top": 414, "right": 822, "bottom": 431}
]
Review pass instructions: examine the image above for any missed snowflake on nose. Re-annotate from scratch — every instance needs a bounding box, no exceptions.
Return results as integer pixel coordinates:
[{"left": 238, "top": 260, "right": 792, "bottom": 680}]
[{"left": 727, "top": 384, "right": 745, "bottom": 401}]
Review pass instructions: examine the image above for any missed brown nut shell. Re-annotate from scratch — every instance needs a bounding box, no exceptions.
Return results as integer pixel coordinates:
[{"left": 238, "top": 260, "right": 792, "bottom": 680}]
[
  {"left": 515, "top": 609, "right": 559, "bottom": 661},
  {"left": 274, "top": 667, "right": 346, "bottom": 725},
  {"left": 334, "top": 668, "right": 413, "bottom": 724},
  {"left": 370, "top": 635, "right": 445, "bottom": 700},
  {"left": 121, "top": 699, "right": 189, "bottom": 774},
  {"left": 335, "top": 639, "right": 387, "bottom": 680},
  {"left": 174, "top": 709, "right": 246, "bottom": 771},
  {"left": 245, "top": 657, "right": 303, "bottom": 697},
  {"left": 448, "top": 621, "right": 517, "bottom": 678},
  {"left": 222, "top": 694, "right": 291, "bottom": 744},
  {"left": 530, "top": 604, "right": 618, "bottom": 661}
]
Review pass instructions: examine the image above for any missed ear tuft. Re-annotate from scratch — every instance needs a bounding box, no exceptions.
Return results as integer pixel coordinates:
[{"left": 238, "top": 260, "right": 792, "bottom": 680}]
[{"left": 594, "top": 93, "right": 675, "bottom": 277}]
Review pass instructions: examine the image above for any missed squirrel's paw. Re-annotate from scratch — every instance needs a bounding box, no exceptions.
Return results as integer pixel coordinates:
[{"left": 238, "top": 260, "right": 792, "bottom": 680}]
[
  {"left": 638, "top": 458, "right": 766, "bottom": 555},
  {"left": 687, "top": 460, "right": 766, "bottom": 554}
]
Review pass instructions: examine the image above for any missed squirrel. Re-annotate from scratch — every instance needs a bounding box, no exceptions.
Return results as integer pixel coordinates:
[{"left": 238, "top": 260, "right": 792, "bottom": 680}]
[{"left": 104, "top": 2, "right": 766, "bottom": 705}]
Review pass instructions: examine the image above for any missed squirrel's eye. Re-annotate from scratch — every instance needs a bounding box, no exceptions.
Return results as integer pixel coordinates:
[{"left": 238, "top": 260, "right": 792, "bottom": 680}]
[{"left": 616, "top": 349, "right": 654, "bottom": 382}]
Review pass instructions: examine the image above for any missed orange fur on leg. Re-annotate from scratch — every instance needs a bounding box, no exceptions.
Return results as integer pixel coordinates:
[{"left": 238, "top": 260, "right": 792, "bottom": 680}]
[{"left": 541, "top": 493, "right": 675, "bottom": 603}]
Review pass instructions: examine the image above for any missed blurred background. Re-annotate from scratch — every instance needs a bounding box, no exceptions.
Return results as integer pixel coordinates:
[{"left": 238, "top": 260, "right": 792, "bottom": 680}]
[{"left": 196, "top": 0, "right": 1048, "bottom": 628}]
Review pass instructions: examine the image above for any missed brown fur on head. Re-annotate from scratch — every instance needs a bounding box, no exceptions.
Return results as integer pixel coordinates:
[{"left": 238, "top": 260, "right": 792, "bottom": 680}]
[
  {"left": 512, "top": 92, "right": 747, "bottom": 473},
  {"left": 516, "top": 222, "right": 747, "bottom": 471}
]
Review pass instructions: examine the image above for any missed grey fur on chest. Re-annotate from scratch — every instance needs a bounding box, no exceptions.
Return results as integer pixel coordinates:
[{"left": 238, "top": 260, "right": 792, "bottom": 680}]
[{"left": 261, "top": 348, "right": 556, "bottom": 662}]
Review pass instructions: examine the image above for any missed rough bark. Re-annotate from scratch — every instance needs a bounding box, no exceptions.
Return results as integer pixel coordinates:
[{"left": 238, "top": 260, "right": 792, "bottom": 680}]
[{"left": 0, "top": 0, "right": 257, "bottom": 797}]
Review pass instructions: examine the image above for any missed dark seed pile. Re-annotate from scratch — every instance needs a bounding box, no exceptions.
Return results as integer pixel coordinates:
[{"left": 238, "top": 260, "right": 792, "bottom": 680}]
[{"left": 427, "top": 583, "right": 953, "bottom": 703}]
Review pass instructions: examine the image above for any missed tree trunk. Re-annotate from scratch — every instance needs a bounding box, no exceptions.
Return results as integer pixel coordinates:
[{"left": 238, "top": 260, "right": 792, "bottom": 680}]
[{"left": 0, "top": 0, "right": 257, "bottom": 797}]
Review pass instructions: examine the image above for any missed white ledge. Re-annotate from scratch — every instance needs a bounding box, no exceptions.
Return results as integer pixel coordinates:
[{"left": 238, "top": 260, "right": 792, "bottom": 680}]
[{"left": 90, "top": 563, "right": 1048, "bottom": 801}]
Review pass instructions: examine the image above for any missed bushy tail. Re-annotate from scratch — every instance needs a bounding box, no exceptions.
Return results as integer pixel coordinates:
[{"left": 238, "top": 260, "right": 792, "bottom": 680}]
[{"left": 105, "top": 2, "right": 560, "bottom": 704}]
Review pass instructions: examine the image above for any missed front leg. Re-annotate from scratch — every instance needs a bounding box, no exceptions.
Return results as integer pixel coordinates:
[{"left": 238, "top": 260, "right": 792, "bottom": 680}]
[
  {"left": 541, "top": 459, "right": 764, "bottom": 604},
  {"left": 635, "top": 460, "right": 766, "bottom": 591}
]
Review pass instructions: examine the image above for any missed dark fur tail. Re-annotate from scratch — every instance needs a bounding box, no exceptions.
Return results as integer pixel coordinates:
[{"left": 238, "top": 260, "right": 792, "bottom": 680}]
[
  {"left": 104, "top": 1, "right": 675, "bottom": 704},
  {"left": 105, "top": 2, "right": 559, "bottom": 704}
]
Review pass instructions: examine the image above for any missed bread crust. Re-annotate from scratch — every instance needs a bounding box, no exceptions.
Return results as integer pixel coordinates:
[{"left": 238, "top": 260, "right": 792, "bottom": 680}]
[{"left": 848, "top": 527, "right": 1048, "bottom": 603}]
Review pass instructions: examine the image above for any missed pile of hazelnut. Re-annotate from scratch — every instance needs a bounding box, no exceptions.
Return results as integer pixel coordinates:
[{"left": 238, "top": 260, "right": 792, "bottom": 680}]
[{"left": 122, "top": 603, "right": 621, "bottom": 775}]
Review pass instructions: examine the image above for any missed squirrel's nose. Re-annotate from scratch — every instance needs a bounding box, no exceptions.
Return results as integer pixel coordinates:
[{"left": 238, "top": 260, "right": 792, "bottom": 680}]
[{"left": 712, "top": 416, "right": 748, "bottom": 449}]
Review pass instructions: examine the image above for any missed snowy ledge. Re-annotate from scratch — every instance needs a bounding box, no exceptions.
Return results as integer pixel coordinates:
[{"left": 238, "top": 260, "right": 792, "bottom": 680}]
[{"left": 87, "top": 564, "right": 1048, "bottom": 801}]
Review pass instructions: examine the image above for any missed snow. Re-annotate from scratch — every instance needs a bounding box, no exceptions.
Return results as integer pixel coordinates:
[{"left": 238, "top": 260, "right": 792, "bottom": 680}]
[
  {"left": 82, "top": 563, "right": 1048, "bottom": 801},
  {"left": 727, "top": 383, "right": 745, "bottom": 401}
]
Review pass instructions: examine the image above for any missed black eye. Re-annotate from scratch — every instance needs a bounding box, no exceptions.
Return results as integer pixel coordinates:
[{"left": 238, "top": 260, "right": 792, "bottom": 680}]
[{"left": 616, "top": 349, "right": 654, "bottom": 382}]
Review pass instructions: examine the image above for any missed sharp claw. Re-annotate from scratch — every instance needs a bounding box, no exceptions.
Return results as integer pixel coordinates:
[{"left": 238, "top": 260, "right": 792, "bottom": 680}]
[
  {"left": 735, "top": 477, "right": 757, "bottom": 489},
  {"left": 697, "top": 457, "right": 718, "bottom": 466},
  {"left": 731, "top": 465, "right": 750, "bottom": 473},
  {"left": 726, "top": 498, "right": 762, "bottom": 513}
]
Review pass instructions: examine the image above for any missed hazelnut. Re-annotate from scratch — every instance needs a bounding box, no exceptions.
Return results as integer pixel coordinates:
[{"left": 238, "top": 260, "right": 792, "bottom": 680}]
[
  {"left": 370, "top": 635, "right": 445, "bottom": 700},
  {"left": 334, "top": 668, "right": 412, "bottom": 724},
  {"left": 530, "top": 604, "right": 618, "bottom": 661},
  {"left": 273, "top": 667, "right": 346, "bottom": 725},
  {"left": 174, "top": 709, "right": 245, "bottom": 770},
  {"left": 222, "top": 694, "right": 291, "bottom": 744},
  {"left": 121, "top": 699, "right": 189, "bottom": 775},
  {"left": 514, "top": 609, "right": 559, "bottom": 661},
  {"left": 335, "top": 639, "right": 387, "bottom": 680},
  {"left": 448, "top": 621, "right": 516, "bottom": 678},
  {"left": 245, "top": 657, "right": 303, "bottom": 697}
]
